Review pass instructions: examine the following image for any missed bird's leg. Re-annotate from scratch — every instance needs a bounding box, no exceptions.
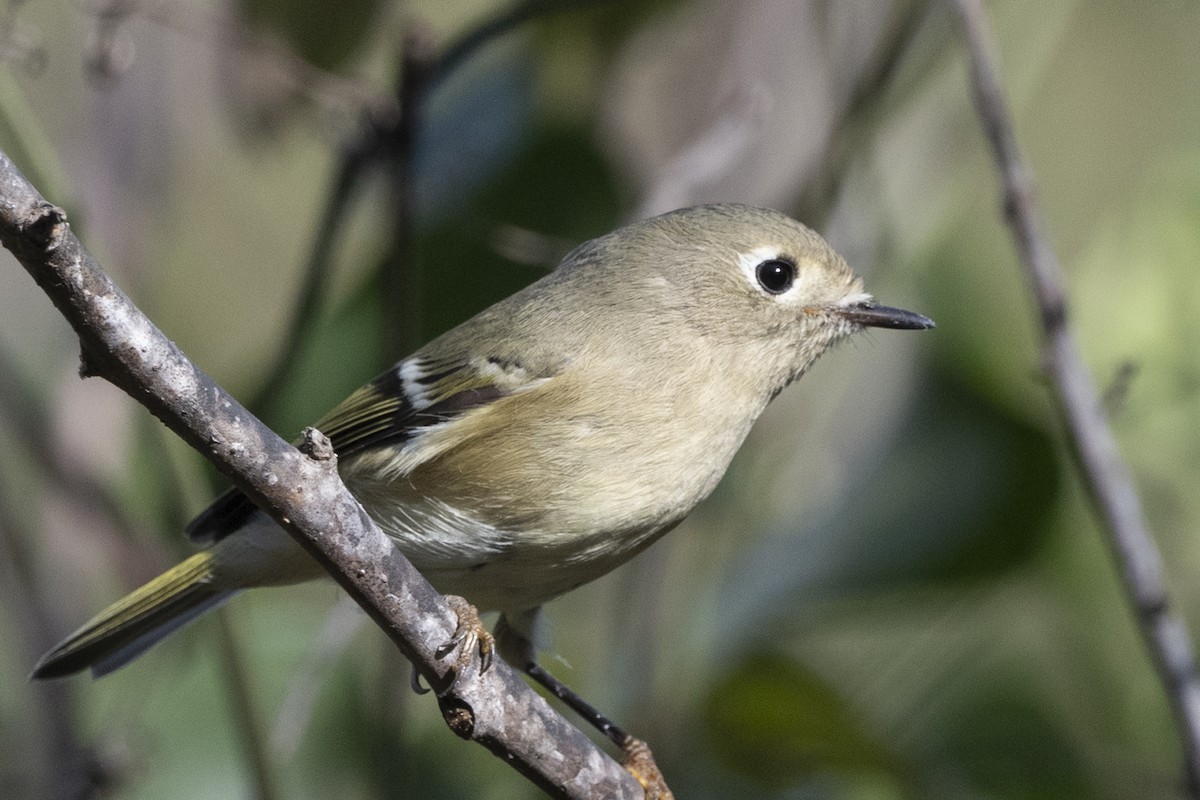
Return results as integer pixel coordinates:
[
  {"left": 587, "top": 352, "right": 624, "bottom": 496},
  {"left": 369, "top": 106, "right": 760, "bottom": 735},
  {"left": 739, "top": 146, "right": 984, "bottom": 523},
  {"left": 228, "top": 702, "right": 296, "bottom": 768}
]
[
  {"left": 496, "top": 611, "right": 675, "bottom": 800},
  {"left": 523, "top": 661, "right": 629, "bottom": 746},
  {"left": 525, "top": 659, "right": 673, "bottom": 799}
]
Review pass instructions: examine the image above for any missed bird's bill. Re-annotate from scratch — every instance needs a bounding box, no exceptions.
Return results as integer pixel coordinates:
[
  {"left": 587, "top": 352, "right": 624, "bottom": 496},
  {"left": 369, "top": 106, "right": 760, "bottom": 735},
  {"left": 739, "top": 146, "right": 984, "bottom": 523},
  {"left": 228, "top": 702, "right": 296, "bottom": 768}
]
[{"left": 833, "top": 301, "right": 935, "bottom": 330}]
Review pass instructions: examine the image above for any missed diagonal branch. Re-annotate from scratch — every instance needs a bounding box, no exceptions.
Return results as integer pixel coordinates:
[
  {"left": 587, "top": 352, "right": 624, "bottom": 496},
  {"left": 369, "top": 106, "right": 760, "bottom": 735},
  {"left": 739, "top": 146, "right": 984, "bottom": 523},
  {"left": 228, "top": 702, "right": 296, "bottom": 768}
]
[
  {"left": 951, "top": 1, "right": 1200, "bottom": 794},
  {"left": 0, "top": 149, "right": 642, "bottom": 800}
]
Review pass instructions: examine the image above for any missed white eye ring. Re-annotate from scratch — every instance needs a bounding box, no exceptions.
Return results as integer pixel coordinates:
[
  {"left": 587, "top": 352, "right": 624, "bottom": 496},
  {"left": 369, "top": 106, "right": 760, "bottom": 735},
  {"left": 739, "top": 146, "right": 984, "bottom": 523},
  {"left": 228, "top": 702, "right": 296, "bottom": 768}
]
[{"left": 738, "top": 245, "right": 797, "bottom": 297}]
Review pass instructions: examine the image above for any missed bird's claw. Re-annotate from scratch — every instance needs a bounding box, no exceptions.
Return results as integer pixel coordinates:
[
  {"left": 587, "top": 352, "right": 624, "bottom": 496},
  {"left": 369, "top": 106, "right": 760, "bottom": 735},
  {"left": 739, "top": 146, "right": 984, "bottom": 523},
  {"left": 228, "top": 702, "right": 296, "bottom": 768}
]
[
  {"left": 436, "top": 595, "right": 494, "bottom": 682},
  {"left": 621, "top": 736, "right": 674, "bottom": 800}
]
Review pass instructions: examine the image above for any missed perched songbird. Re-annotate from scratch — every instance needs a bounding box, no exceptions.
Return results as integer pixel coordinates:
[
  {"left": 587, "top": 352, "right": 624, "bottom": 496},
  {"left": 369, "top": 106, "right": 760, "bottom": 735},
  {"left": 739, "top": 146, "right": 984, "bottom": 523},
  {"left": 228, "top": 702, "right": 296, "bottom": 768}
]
[{"left": 32, "top": 204, "right": 933, "bottom": 687}]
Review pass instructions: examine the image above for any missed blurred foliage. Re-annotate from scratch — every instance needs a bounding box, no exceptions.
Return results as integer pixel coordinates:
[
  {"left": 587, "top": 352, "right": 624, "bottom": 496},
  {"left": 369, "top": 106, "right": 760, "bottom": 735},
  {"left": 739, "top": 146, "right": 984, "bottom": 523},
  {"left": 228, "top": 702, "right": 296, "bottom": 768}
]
[
  {"left": 705, "top": 653, "right": 901, "bottom": 788},
  {"left": 830, "top": 370, "right": 1061, "bottom": 590},
  {"left": 926, "top": 682, "right": 1091, "bottom": 800},
  {"left": 240, "top": 0, "right": 384, "bottom": 71},
  {"left": 3, "top": 1, "right": 1200, "bottom": 799}
]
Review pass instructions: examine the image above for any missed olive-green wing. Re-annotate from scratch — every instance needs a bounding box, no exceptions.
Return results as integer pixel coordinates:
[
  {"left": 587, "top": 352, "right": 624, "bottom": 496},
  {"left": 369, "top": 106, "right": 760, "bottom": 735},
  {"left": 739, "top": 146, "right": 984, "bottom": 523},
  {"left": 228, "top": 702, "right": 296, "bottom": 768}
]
[{"left": 186, "top": 354, "right": 550, "bottom": 543}]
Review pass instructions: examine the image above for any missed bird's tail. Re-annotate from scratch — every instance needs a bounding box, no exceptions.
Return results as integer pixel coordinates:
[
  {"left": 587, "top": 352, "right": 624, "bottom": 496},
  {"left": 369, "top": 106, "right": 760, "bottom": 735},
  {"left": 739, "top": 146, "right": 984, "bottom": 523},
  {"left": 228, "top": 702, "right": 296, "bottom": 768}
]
[{"left": 31, "top": 551, "right": 236, "bottom": 679}]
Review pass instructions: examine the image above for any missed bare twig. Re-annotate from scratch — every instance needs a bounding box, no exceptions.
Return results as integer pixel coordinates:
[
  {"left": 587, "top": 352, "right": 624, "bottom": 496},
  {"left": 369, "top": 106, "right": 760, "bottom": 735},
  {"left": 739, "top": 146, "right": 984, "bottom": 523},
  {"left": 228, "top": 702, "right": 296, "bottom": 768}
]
[
  {"left": 213, "top": 612, "right": 279, "bottom": 800},
  {"left": 379, "top": 26, "right": 436, "bottom": 355},
  {"left": 0, "top": 340, "right": 155, "bottom": 543},
  {"left": 251, "top": 0, "right": 595, "bottom": 413},
  {"left": 0, "top": 149, "right": 642, "bottom": 800},
  {"left": 951, "top": 1, "right": 1200, "bottom": 794},
  {"left": 794, "top": 0, "right": 932, "bottom": 229},
  {"left": 0, "top": 476, "right": 107, "bottom": 799},
  {"left": 430, "top": 0, "right": 602, "bottom": 89},
  {"left": 245, "top": 126, "right": 372, "bottom": 417}
]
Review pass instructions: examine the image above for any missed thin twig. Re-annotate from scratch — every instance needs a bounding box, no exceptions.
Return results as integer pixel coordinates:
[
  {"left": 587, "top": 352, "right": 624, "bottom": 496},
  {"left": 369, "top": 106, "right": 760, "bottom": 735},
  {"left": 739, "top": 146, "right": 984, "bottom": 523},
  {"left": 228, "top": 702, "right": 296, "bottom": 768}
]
[
  {"left": 430, "top": 0, "right": 602, "bottom": 89},
  {"left": 951, "top": 1, "right": 1200, "bottom": 795},
  {"left": 0, "top": 474, "right": 106, "bottom": 799},
  {"left": 246, "top": 137, "right": 370, "bottom": 417},
  {"left": 794, "top": 0, "right": 932, "bottom": 229},
  {"left": 0, "top": 339, "right": 148, "bottom": 540},
  {"left": 379, "top": 26, "right": 436, "bottom": 355},
  {"left": 250, "top": 0, "right": 596, "bottom": 413},
  {"left": 213, "top": 611, "right": 279, "bottom": 800},
  {"left": 0, "top": 149, "right": 642, "bottom": 800}
]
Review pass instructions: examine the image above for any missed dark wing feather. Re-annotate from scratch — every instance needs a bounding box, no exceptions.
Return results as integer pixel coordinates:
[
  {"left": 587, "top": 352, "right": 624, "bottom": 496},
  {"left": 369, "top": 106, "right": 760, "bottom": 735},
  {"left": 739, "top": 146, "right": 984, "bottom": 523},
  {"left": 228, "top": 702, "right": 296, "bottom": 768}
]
[
  {"left": 316, "top": 360, "right": 508, "bottom": 456},
  {"left": 186, "top": 487, "right": 258, "bottom": 544}
]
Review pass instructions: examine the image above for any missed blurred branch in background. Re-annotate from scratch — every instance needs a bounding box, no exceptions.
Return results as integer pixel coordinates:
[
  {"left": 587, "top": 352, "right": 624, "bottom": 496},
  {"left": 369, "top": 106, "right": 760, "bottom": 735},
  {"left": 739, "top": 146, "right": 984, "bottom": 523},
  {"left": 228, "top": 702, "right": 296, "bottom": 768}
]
[
  {"left": 250, "top": 0, "right": 598, "bottom": 417},
  {"left": 953, "top": 0, "right": 1200, "bottom": 795},
  {"left": 269, "top": 595, "right": 367, "bottom": 759},
  {"left": 213, "top": 611, "right": 280, "bottom": 800},
  {"left": 0, "top": 150, "right": 643, "bottom": 800},
  {"left": 0, "top": 0, "right": 45, "bottom": 76},
  {"left": 792, "top": 0, "right": 932, "bottom": 230},
  {"left": 0, "top": 341, "right": 148, "bottom": 544},
  {"left": 77, "top": 0, "right": 387, "bottom": 112},
  {"left": 378, "top": 26, "right": 435, "bottom": 355},
  {"left": 632, "top": 82, "right": 768, "bottom": 220},
  {"left": 0, "top": 471, "right": 106, "bottom": 800}
]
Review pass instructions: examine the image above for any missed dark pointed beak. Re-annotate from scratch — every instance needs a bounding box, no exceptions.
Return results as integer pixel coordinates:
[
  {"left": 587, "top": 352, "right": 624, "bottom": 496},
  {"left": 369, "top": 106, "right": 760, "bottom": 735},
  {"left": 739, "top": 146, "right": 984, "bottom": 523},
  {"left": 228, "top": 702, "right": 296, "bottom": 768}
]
[{"left": 834, "top": 301, "right": 935, "bottom": 330}]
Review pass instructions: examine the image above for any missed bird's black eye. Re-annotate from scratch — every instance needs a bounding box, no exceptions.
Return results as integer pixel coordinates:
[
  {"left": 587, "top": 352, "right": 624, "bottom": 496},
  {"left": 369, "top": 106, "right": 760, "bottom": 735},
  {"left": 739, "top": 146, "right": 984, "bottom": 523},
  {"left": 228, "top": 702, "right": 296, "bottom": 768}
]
[{"left": 755, "top": 258, "right": 795, "bottom": 294}]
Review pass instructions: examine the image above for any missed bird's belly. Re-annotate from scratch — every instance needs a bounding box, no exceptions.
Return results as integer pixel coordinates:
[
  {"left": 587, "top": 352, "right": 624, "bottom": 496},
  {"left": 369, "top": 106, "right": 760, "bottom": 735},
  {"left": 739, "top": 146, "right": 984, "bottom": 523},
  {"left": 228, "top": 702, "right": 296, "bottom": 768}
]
[
  {"left": 420, "top": 548, "right": 630, "bottom": 612},
  {"left": 360, "top": 490, "right": 673, "bottom": 612}
]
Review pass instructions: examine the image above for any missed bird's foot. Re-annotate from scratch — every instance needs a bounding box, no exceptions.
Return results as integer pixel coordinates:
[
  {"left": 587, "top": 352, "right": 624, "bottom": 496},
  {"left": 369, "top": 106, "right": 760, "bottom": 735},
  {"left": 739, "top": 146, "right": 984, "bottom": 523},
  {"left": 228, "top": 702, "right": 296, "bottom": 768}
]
[
  {"left": 620, "top": 736, "right": 674, "bottom": 800},
  {"left": 435, "top": 595, "right": 494, "bottom": 686}
]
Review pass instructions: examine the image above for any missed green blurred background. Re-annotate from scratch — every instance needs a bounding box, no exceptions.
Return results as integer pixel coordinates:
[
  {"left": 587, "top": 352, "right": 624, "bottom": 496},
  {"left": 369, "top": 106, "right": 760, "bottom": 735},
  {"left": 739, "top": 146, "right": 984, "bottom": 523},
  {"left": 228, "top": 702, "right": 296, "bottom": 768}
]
[{"left": 3, "top": 0, "right": 1200, "bottom": 798}]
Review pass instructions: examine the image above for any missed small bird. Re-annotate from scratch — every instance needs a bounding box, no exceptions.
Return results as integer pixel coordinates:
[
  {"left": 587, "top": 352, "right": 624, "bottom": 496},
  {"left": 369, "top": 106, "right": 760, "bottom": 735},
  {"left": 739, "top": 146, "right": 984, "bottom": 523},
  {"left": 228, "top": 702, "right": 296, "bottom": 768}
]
[{"left": 32, "top": 204, "right": 932, "bottom": 689}]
